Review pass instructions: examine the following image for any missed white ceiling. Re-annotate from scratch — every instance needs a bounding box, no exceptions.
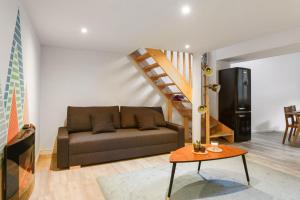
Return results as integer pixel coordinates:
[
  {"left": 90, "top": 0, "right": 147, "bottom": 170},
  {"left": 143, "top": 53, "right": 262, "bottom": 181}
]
[{"left": 21, "top": 0, "right": 300, "bottom": 54}]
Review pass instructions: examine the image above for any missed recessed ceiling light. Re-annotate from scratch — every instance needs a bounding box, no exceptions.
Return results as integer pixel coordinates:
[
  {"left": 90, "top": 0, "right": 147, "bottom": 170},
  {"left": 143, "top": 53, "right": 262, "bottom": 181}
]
[
  {"left": 181, "top": 5, "right": 191, "bottom": 15},
  {"left": 185, "top": 44, "right": 190, "bottom": 49},
  {"left": 81, "top": 27, "right": 88, "bottom": 34}
]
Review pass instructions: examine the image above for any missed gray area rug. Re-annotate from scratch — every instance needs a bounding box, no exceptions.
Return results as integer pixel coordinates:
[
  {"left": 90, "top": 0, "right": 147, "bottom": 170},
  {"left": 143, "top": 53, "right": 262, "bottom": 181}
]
[{"left": 97, "top": 157, "right": 300, "bottom": 200}]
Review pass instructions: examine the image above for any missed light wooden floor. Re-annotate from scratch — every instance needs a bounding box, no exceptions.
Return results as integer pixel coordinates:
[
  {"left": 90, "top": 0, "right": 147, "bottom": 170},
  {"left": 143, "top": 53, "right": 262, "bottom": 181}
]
[{"left": 30, "top": 132, "right": 300, "bottom": 200}]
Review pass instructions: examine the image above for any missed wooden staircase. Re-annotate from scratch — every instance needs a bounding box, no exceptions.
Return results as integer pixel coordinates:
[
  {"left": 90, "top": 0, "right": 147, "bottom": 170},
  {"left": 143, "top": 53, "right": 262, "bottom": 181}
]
[
  {"left": 202, "top": 117, "right": 234, "bottom": 143},
  {"left": 129, "top": 48, "right": 233, "bottom": 143}
]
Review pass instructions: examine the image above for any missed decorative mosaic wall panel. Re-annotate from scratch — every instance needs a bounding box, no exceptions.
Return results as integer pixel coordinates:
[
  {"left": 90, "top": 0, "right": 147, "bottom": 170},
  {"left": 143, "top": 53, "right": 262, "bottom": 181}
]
[
  {"left": 3, "top": 10, "right": 25, "bottom": 142},
  {"left": 0, "top": 86, "right": 7, "bottom": 151}
]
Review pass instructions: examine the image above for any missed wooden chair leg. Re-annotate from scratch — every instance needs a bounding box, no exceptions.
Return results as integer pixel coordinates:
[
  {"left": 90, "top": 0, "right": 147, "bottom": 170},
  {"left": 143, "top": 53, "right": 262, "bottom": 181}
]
[
  {"left": 289, "top": 128, "right": 297, "bottom": 142},
  {"left": 282, "top": 127, "right": 288, "bottom": 144},
  {"left": 292, "top": 128, "right": 300, "bottom": 144},
  {"left": 288, "top": 127, "right": 294, "bottom": 142},
  {"left": 293, "top": 127, "right": 297, "bottom": 135}
]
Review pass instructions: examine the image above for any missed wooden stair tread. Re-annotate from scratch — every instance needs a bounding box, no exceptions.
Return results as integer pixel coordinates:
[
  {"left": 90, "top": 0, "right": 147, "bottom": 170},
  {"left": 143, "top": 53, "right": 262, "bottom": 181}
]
[
  {"left": 177, "top": 108, "right": 192, "bottom": 117},
  {"left": 150, "top": 73, "right": 168, "bottom": 80},
  {"left": 210, "top": 132, "right": 233, "bottom": 138},
  {"left": 143, "top": 63, "right": 160, "bottom": 72},
  {"left": 201, "top": 118, "right": 219, "bottom": 129},
  {"left": 157, "top": 83, "right": 175, "bottom": 89},
  {"left": 177, "top": 107, "right": 191, "bottom": 111},
  {"left": 173, "top": 101, "right": 190, "bottom": 108},
  {"left": 172, "top": 99, "right": 191, "bottom": 103},
  {"left": 210, "top": 121, "right": 218, "bottom": 129},
  {"left": 165, "top": 92, "right": 182, "bottom": 95},
  {"left": 135, "top": 53, "right": 151, "bottom": 62}
]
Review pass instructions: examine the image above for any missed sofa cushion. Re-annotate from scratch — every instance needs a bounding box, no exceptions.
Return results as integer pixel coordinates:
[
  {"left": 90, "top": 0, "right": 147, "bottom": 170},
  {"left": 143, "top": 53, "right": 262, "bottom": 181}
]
[
  {"left": 91, "top": 113, "right": 116, "bottom": 134},
  {"left": 120, "top": 106, "right": 166, "bottom": 128},
  {"left": 67, "top": 106, "right": 120, "bottom": 132},
  {"left": 69, "top": 127, "right": 177, "bottom": 155},
  {"left": 136, "top": 114, "right": 158, "bottom": 130}
]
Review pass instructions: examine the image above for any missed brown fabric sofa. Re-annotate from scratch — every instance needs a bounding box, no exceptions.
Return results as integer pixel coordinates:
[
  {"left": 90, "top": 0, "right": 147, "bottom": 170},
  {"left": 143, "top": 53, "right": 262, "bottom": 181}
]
[{"left": 57, "top": 106, "right": 184, "bottom": 168}]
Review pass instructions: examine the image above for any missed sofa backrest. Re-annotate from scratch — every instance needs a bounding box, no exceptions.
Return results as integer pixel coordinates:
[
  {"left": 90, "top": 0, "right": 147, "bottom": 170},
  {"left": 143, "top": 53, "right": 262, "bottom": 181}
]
[
  {"left": 120, "top": 106, "right": 166, "bottom": 128},
  {"left": 67, "top": 106, "right": 120, "bottom": 132}
]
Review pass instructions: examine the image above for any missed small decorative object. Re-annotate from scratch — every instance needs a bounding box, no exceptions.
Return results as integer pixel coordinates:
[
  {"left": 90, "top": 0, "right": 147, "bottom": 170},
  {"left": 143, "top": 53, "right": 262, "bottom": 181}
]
[
  {"left": 22, "top": 124, "right": 30, "bottom": 130},
  {"left": 207, "top": 141, "right": 223, "bottom": 153},
  {"left": 193, "top": 140, "right": 201, "bottom": 152},
  {"left": 22, "top": 123, "right": 36, "bottom": 130},
  {"left": 199, "top": 145, "right": 206, "bottom": 153},
  {"left": 172, "top": 95, "right": 184, "bottom": 101},
  {"left": 211, "top": 140, "right": 219, "bottom": 147},
  {"left": 193, "top": 140, "right": 208, "bottom": 154}
]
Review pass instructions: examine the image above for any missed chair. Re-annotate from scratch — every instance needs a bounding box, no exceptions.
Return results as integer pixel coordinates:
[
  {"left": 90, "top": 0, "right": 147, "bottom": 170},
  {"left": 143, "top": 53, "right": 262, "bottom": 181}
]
[{"left": 282, "top": 106, "right": 298, "bottom": 144}]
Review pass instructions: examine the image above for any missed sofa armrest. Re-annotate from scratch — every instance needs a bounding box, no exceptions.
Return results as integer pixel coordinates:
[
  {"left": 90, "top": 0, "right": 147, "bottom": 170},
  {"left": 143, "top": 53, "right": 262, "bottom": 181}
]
[
  {"left": 166, "top": 122, "right": 185, "bottom": 148},
  {"left": 57, "top": 127, "right": 69, "bottom": 168}
]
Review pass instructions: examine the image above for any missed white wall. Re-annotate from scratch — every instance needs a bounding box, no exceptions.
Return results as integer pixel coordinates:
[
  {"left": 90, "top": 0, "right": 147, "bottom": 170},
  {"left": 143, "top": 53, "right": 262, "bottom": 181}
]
[
  {"left": 231, "top": 52, "right": 300, "bottom": 132},
  {"left": 204, "top": 52, "right": 231, "bottom": 120},
  {"left": 40, "top": 46, "right": 183, "bottom": 151},
  {"left": 216, "top": 27, "right": 300, "bottom": 61},
  {"left": 0, "top": 0, "right": 41, "bottom": 155},
  {"left": 20, "top": 3, "right": 41, "bottom": 158}
]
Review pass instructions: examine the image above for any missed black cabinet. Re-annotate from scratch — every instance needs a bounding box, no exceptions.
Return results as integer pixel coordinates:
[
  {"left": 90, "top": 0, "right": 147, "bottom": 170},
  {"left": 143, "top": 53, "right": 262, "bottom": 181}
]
[
  {"left": 219, "top": 68, "right": 251, "bottom": 142},
  {"left": 235, "top": 112, "right": 251, "bottom": 141}
]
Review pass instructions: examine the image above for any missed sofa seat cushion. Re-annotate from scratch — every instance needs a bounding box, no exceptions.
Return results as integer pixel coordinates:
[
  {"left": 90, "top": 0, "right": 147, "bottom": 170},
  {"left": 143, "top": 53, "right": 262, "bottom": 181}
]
[{"left": 69, "top": 127, "right": 178, "bottom": 155}]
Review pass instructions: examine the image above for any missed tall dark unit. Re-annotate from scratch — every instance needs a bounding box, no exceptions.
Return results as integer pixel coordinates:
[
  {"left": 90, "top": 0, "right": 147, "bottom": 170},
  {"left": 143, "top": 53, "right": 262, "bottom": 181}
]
[
  {"left": 3, "top": 128, "right": 35, "bottom": 200},
  {"left": 219, "top": 67, "right": 251, "bottom": 142}
]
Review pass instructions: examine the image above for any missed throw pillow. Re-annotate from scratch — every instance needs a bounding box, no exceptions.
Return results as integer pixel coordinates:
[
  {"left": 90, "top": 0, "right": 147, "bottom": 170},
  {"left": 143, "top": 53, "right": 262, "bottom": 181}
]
[
  {"left": 135, "top": 114, "right": 158, "bottom": 131},
  {"left": 90, "top": 113, "right": 116, "bottom": 134}
]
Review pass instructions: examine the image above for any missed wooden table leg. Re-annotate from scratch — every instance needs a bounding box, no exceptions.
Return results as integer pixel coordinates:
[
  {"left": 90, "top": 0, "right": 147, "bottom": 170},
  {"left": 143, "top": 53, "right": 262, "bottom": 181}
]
[
  {"left": 167, "top": 163, "right": 177, "bottom": 200},
  {"left": 242, "top": 155, "right": 250, "bottom": 185},
  {"left": 197, "top": 161, "right": 201, "bottom": 173}
]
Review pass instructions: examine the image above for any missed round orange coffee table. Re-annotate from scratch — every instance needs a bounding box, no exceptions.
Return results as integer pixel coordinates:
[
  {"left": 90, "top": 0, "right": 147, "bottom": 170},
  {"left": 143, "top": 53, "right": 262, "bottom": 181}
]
[{"left": 166, "top": 145, "right": 249, "bottom": 199}]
